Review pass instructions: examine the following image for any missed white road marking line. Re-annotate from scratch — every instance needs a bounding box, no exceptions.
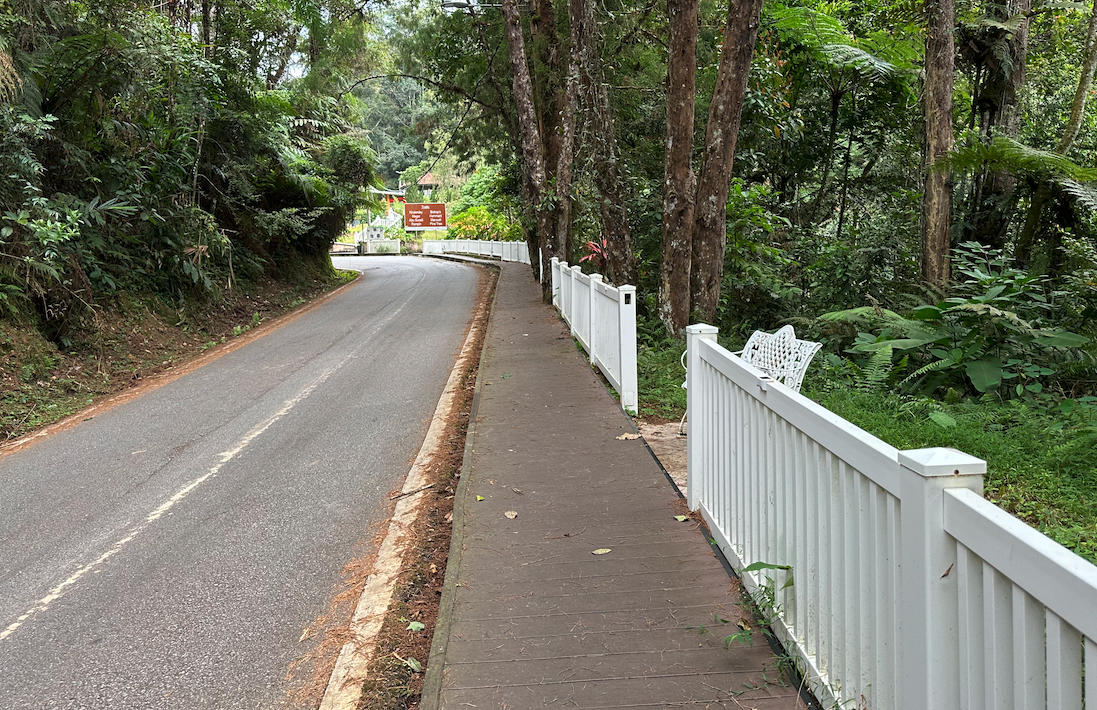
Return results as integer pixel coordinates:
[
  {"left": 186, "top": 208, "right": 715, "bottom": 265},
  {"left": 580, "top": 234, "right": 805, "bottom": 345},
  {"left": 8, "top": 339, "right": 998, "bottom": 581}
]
[{"left": 0, "top": 293, "right": 417, "bottom": 644}]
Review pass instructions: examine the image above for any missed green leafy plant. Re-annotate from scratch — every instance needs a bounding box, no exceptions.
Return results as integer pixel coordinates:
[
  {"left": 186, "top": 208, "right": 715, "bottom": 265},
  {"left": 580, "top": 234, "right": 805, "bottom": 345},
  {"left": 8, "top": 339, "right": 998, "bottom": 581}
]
[{"left": 820, "top": 243, "right": 1088, "bottom": 397}]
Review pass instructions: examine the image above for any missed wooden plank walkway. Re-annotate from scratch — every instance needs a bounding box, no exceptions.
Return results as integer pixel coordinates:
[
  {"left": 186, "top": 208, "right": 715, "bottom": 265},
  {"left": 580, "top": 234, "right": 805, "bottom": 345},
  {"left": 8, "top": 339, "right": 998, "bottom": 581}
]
[{"left": 422, "top": 261, "right": 813, "bottom": 710}]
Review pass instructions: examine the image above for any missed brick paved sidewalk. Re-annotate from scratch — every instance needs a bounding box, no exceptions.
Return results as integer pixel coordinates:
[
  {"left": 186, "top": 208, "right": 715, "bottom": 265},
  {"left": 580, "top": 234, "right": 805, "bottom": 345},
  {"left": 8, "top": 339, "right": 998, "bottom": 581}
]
[{"left": 421, "top": 261, "right": 811, "bottom": 710}]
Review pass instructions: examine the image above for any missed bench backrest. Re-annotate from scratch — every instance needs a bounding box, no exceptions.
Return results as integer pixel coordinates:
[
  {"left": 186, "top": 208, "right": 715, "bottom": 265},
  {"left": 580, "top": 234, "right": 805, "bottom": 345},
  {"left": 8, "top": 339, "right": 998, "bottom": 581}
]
[{"left": 738, "top": 325, "right": 821, "bottom": 393}]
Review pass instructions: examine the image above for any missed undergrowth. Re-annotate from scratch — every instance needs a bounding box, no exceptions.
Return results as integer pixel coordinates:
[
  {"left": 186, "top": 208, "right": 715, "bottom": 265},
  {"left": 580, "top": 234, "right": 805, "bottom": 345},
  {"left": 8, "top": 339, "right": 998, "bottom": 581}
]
[
  {"left": 810, "top": 388, "right": 1097, "bottom": 563},
  {"left": 635, "top": 322, "right": 1097, "bottom": 563}
]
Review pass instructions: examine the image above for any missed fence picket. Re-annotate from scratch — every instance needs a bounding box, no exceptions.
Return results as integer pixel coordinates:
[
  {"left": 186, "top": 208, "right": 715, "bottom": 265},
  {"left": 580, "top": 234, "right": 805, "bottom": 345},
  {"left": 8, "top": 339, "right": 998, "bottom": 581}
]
[{"left": 686, "top": 323, "right": 1097, "bottom": 709}]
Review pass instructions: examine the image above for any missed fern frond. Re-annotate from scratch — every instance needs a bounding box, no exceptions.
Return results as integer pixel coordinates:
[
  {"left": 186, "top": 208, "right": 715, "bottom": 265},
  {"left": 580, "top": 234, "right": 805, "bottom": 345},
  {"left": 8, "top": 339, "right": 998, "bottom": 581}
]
[
  {"left": 937, "top": 136, "right": 1097, "bottom": 181},
  {"left": 947, "top": 302, "right": 1033, "bottom": 330},
  {"left": 899, "top": 358, "right": 954, "bottom": 389},
  {"left": 1057, "top": 179, "right": 1097, "bottom": 213},
  {"left": 820, "top": 44, "right": 899, "bottom": 81},
  {"left": 857, "top": 345, "right": 894, "bottom": 393},
  {"left": 818, "top": 305, "right": 905, "bottom": 325},
  {"left": 766, "top": 5, "right": 852, "bottom": 48}
]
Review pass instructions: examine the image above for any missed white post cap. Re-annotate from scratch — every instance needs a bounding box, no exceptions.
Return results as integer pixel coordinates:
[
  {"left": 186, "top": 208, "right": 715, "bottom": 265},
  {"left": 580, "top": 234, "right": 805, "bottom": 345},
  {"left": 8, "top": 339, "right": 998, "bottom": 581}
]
[{"left": 898, "top": 447, "right": 987, "bottom": 477}]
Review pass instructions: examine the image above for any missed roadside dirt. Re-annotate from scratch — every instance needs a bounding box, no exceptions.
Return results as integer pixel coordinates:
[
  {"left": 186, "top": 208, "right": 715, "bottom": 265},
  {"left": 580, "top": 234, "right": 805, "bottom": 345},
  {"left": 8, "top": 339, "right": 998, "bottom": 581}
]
[
  {"left": 285, "top": 264, "right": 497, "bottom": 710},
  {"left": 0, "top": 270, "right": 355, "bottom": 453},
  {"left": 637, "top": 420, "right": 688, "bottom": 495}
]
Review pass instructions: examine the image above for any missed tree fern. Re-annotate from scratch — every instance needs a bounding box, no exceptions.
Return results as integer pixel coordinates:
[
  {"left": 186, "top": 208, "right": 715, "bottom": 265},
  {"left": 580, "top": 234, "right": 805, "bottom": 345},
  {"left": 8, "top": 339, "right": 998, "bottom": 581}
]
[
  {"left": 820, "top": 44, "right": 899, "bottom": 81},
  {"left": 939, "top": 135, "right": 1097, "bottom": 182}
]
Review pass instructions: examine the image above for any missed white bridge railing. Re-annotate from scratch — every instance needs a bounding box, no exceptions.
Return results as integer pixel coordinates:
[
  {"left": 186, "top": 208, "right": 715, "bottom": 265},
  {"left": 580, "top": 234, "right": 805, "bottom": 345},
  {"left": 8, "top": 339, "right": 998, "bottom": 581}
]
[
  {"left": 685, "top": 324, "right": 1097, "bottom": 710},
  {"left": 422, "top": 239, "right": 531, "bottom": 264},
  {"left": 550, "top": 257, "right": 637, "bottom": 414}
]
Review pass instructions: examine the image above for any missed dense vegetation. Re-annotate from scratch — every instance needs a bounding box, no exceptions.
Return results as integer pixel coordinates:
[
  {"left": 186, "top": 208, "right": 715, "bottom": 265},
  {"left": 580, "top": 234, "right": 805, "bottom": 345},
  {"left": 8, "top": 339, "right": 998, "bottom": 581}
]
[
  {"left": 369, "top": 0, "right": 1097, "bottom": 557},
  {"left": 0, "top": 0, "right": 380, "bottom": 340}
]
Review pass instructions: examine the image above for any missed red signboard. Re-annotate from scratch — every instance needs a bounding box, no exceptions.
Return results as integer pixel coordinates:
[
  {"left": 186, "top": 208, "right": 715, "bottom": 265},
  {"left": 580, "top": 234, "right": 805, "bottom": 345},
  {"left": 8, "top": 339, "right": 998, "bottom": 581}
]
[{"left": 404, "top": 203, "right": 447, "bottom": 231}]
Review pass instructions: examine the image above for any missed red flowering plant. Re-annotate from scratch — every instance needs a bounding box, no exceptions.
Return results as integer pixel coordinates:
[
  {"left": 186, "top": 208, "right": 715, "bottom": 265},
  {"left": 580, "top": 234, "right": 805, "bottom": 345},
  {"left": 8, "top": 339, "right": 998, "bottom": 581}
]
[{"left": 578, "top": 237, "right": 609, "bottom": 273}]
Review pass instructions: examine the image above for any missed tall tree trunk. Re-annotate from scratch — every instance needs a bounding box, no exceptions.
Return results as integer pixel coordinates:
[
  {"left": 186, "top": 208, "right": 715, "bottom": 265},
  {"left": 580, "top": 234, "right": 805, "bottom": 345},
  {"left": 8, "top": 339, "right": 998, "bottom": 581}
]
[
  {"left": 835, "top": 92, "right": 857, "bottom": 241},
  {"left": 689, "top": 0, "right": 764, "bottom": 323},
  {"left": 1015, "top": 0, "right": 1097, "bottom": 263},
  {"left": 921, "top": 0, "right": 956, "bottom": 285},
  {"left": 572, "top": 0, "right": 636, "bottom": 287},
  {"left": 201, "top": 0, "right": 213, "bottom": 59},
  {"left": 501, "top": 0, "right": 553, "bottom": 292},
  {"left": 530, "top": 0, "right": 566, "bottom": 263},
  {"left": 554, "top": 71, "right": 577, "bottom": 262},
  {"left": 965, "top": 0, "right": 1030, "bottom": 250},
  {"left": 659, "top": 0, "right": 698, "bottom": 334},
  {"left": 555, "top": 0, "right": 583, "bottom": 262}
]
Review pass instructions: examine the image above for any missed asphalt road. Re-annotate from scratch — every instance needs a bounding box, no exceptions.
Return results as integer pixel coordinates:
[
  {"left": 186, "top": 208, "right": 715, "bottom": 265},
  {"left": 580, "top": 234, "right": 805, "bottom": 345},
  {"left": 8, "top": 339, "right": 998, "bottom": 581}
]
[{"left": 0, "top": 256, "right": 480, "bottom": 709}]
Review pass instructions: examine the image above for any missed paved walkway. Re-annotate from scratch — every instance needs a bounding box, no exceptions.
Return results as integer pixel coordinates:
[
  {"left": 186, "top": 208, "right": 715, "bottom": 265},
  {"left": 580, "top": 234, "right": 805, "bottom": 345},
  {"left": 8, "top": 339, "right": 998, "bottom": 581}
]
[{"left": 422, "top": 261, "right": 811, "bottom": 710}]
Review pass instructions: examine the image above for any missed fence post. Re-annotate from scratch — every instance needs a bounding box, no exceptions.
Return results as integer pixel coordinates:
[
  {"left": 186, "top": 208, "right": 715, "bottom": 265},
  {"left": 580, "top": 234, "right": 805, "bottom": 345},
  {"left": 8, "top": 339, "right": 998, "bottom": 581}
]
[
  {"left": 569, "top": 265, "right": 582, "bottom": 336},
  {"left": 618, "top": 285, "right": 637, "bottom": 414},
  {"left": 559, "top": 261, "right": 570, "bottom": 322},
  {"left": 587, "top": 274, "right": 603, "bottom": 367},
  {"left": 551, "top": 257, "right": 560, "bottom": 306},
  {"left": 685, "top": 324, "right": 718, "bottom": 511},
  {"left": 898, "top": 447, "right": 986, "bottom": 710}
]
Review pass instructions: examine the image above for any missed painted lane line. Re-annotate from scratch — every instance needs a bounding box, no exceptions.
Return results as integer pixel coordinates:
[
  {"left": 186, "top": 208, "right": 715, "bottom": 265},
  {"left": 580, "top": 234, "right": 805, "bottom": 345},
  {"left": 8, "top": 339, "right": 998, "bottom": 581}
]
[{"left": 0, "top": 292, "right": 419, "bottom": 644}]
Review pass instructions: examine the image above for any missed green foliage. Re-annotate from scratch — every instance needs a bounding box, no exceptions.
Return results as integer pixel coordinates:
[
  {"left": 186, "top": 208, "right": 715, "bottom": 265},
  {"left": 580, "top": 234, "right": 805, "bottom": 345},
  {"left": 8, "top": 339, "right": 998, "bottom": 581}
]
[
  {"left": 812, "top": 388, "right": 1097, "bottom": 563},
  {"left": 0, "top": 0, "right": 380, "bottom": 340},
  {"left": 820, "top": 243, "right": 1088, "bottom": 397},
  {"left": 447, "top": 206, "right": 519, "bottom": 241}
]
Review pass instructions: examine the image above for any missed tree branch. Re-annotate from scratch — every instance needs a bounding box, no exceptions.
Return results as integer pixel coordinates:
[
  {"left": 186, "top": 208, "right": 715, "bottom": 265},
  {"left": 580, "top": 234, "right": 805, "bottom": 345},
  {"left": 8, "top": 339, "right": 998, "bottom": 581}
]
[{"left": 341, "top": 73, "right": 501, "bottom": 113}]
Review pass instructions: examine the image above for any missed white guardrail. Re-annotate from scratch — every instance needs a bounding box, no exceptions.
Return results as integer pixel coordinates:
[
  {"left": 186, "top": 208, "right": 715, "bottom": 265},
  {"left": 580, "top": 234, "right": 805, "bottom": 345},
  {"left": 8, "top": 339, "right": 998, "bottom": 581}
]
[
  {"left": 421, "top": 239, "right": 531, "bottom": 264},
  {"left": 550, "top": 257, "right": 637, "bottom": 414},
  {"left": 685, "top": 323, "right": 1097, "bottom": 710},
  {"left": 355, "top": 238, "right": 400, "bottom": 254}
]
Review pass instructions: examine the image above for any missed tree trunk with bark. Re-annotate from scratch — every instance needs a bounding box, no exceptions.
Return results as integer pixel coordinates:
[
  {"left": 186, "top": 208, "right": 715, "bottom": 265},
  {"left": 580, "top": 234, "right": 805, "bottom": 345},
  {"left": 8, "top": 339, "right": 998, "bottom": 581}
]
[
  {"left": 921, "top": 0, "right": 956, "bottom": 285},
  {"left": 572, "top": 0, "right": 636, "bottom": 287},
  {"left": 689, "top": 0, "right": 764, "bottom": 323},
  {"left": 553, "top": 0, "right": 584, "bottom": 263},
  {"left": 1015, "top": 0, "right": 1097, "bottom": 263},
  {"left": 659, "top": 0, "right": 698, "bottom": 334},
  {"left": 964, "top": 0, "right": 1030, "bottom": 250},
  {"left": 501, "top": 0, "right": 553, "bottom": 292}
]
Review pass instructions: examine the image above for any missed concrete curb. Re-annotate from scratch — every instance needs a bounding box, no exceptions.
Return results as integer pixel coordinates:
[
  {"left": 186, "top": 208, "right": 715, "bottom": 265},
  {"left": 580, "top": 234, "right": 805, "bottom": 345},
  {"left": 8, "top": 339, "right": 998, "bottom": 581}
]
[
  {"left": 317, "top": 264, "right": 493, "bottom": 710},
  {"left": 418, "top": 266, "right": 501, "bottom": 710},
  {"left": 417, "top": 253, "right": 499, "bottom": 266}
]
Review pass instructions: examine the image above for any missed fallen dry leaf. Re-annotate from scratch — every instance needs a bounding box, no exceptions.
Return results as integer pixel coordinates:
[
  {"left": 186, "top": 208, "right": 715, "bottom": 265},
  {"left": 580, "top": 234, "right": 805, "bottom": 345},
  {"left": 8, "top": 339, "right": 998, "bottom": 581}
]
[
  {"left": 591, "top": 548, "right": 612, "bottom": 555},
  {"left": 504, "top": 510, "right": 518, "bottom": 519},
  {"left": 616, "top": 433, "right": 641, "bottom": 441}
]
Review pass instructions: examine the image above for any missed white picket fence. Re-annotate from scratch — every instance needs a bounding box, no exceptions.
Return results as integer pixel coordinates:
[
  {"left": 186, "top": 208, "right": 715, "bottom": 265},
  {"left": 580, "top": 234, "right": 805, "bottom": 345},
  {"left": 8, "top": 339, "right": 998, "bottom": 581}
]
[
  {"left": 550, "top": 257, "right": 637, "bottom": 414},
  {"left": 355, "top": 239, "right": 400, "bottom": 254},
  {"left": 685, "top": 324, "right": 1097, "bottom": 710},
  {"left": 422, "top": 239, "right": 531, "bottom": 264}
]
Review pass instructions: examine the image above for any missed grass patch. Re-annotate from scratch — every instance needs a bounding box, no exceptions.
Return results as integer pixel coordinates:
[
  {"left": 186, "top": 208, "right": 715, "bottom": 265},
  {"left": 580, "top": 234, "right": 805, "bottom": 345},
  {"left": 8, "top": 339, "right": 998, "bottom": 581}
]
[
  {"left": 810, "top": 389, "right": 1097, "bottom": 564},
  {"left": 637, "top": 341, "right": 687, "bottom": 421},
  {"left": 635, "top": 333, "right": 1097, "bottom": 564}
]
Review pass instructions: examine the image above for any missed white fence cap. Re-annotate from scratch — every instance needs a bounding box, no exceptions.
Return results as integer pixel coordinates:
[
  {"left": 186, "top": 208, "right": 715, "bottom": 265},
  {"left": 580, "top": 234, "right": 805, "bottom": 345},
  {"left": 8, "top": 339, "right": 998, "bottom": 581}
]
[{"left": 898, "top": 447, "right": 987, "bottom": 477}]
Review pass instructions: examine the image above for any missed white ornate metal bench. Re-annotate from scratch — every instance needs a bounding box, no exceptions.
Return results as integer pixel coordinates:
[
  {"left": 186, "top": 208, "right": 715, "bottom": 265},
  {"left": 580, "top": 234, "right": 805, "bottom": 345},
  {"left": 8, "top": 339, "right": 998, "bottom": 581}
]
[{"left": 680, "top": 324, "right": 822, "bottom": 434}]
